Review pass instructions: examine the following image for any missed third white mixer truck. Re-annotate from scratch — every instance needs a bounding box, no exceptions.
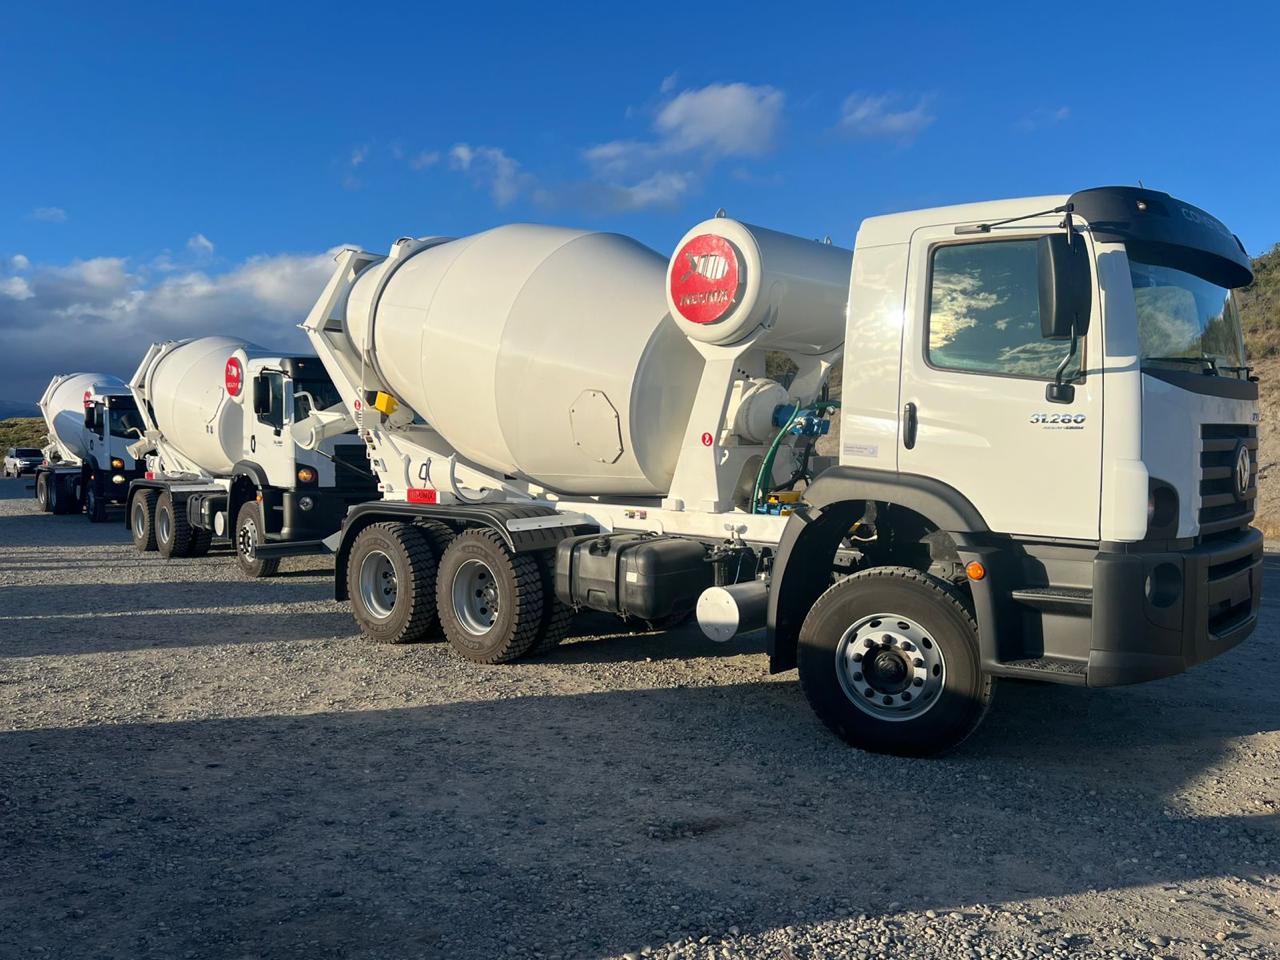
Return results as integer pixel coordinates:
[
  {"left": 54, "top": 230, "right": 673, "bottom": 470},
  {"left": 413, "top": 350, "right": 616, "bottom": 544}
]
[
  {"left": 302, "top": 185, "right": 1262, "bottom": 756},
  {"left": 34, "top": 372, "right": 145, "bottom": 520},
  {"left": 124, "top": 336, "right": 378, "bottom": 576}
]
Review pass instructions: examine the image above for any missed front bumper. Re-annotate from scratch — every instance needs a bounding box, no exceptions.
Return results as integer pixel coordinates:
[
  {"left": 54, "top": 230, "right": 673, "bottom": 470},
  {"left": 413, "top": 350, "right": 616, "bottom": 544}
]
[{"left": 1089, "top": 527, "right": 1263, "bottom": 686}]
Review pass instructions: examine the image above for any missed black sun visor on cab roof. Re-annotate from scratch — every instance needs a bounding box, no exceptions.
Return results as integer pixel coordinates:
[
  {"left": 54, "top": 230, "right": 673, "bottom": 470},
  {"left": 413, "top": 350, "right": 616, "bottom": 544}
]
[{"left": 1069, "top": 186, "right": 1253, "bottom": 289}]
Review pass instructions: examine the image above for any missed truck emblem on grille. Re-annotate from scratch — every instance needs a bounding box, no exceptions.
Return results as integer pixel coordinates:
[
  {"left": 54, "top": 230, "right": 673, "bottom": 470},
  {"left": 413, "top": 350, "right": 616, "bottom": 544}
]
[{"left": 1234, "top": 442, "right": 1251, "bottom": 500}]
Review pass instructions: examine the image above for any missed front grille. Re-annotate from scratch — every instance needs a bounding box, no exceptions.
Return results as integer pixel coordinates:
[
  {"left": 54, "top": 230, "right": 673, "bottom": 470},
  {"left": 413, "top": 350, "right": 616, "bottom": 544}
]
[
  {"left": 332, "top": 443, "right": 378, "bottom": 499},
  {"left": 1199, "top": 424, "right": 1257, "bottom": 536}
]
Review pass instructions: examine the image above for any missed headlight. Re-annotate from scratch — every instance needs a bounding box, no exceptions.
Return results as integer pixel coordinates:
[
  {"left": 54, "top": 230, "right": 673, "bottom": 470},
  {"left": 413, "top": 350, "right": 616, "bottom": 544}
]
[
  {"left": 111, "top": 475, "right": 126, "bottom": 484},
  {"left": 298, "top": 495, "right": 314, "bottom": 511},
  {"left": 110, "top": 458, "right": 124, "bottom": 470},
  {"left": 297, "top": 466, "right": 317, "bottom": 484}
]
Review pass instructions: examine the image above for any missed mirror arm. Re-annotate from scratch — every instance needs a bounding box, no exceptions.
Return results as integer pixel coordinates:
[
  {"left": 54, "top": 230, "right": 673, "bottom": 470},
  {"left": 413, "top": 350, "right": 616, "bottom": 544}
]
[{"left": 1046, "top": 333, "right": 1078, "bottom": 404}]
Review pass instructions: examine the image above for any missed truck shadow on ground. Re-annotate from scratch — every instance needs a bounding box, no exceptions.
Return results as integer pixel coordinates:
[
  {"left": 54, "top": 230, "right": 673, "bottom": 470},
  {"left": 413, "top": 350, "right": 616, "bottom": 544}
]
[
  {"left": 0, "top": 578, "right": 337, "bottom": 622},
  {"left": 2, "top": 659, "right": 1277, "bottom": 959},
  {"left": 0, "top": 608, "right": 356, "bottom": 657}
]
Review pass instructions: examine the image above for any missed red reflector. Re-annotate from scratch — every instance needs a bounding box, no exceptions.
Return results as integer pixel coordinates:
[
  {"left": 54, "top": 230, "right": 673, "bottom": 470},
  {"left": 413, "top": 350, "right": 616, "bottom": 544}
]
[
  {"left": 145, "top": 471, "right": 154, "bottom": 480},
  {"left": 670, "top": 234, "right": 740, "bottom": 325},
  {"left": 407, "top": 488, "right": 438, "bottom": 504}
]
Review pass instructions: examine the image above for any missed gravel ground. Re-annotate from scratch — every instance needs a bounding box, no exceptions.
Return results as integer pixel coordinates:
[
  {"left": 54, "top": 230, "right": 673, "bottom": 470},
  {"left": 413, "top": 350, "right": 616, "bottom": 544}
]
[{"left": 1, "top": 476, "right": 1279, "bottom": 960}]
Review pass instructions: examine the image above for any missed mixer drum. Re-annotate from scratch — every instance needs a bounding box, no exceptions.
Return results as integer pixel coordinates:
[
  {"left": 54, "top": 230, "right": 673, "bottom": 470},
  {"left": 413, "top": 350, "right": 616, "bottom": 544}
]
[{"left": 348, "top": 225, "right": 705, "bottom": 496}]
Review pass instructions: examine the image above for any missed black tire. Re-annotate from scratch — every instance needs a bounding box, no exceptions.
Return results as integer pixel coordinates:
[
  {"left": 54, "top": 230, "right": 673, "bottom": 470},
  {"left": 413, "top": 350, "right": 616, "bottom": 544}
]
[
  {"left": 347, "top": 522, "right": 439, "bottom": 644},
  {"left": 797, "top": 566, "right": 994, "bottom": 757},
  {"left": 527, "top": 550, "right": 575, "bottom": 656},
  {"left": 130, "top": 490, "right": 158, "bottom": 552},
  {"left": 437, "top": 528, "right": 543, "bottom": 664},
  {"left": 234, "top": 500, "right": 280, "bottom": 578},
  {"left": 155, "top": 491, "right": 193, "bottom": 559},
  {"left": 49, "top": 475, "right": 71, "bottom": 515},
  {"left": 409, "top": 520, "right": 456, "bottom": 641},
  {"left": 36, "top": 474, "right": 51, "bottom": 512},
  {"left": 85, "top": 475, "right": 108, "bottom": 523},
  {"left": 188, "top": 526, "right": 213, "bottom": 558}
]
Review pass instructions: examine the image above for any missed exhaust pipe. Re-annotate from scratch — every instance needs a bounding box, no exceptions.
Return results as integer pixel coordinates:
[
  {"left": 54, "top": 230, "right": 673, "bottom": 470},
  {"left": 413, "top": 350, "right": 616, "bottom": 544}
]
[{"left": 697, "top": 580, "right": 769, "bottom": 642}]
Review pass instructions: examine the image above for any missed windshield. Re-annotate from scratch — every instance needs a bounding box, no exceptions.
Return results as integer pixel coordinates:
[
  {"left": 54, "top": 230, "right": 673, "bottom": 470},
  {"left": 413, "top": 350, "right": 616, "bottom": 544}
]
[
  {"left": 108, "top": 399, "right": 146, "bottom": 439},
  {"left": 16, "top": 448, "right": 41, "bottom": 457},
  {"left": 293, "top": 378, "right": 343, "bottom": 421},
  {"left": 1131, "top": 256, "right": 1247, "bottom": 375}
]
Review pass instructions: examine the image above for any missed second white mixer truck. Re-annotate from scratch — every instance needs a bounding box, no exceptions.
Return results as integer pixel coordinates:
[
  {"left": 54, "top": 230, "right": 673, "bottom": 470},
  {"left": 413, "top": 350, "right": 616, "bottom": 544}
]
[
  {"left": 34, "top": 373, "right": 146, "bottom": 520},
  {"left": 124, "top": 337, "right": 378, "bottom": 576},
  {"left": 303, "top": 186, "right": 1262, "bottom": 756}
]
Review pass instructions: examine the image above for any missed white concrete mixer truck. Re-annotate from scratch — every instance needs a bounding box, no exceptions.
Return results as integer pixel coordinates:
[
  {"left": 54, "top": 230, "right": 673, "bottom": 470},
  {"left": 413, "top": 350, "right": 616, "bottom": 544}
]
[
  {"left": 303, "top": 186, "right": 1262, "bottom": 756},
  {"left": 33, "top": 373, "right": 146, "bottom": 520},
  {"left": 123, "top": 337, "right": 378, "bottom": 576}
]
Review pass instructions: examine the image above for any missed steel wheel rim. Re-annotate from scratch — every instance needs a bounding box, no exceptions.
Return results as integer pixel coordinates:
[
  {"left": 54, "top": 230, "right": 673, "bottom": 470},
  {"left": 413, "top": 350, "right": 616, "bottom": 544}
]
[
  {"left": 359, "top": 549, "right": 398, "bottom": 620},
  {"left": 238, "top": 516, "right": 259, "bottom": 561},
  {"left": 835, "top": 612, "right": 946, "bottom": 721},
  {"left": 452, "top": 558, "right": 499, "bottom": 636},
  {"left": 157, "top": 506, "right": 171, "bottom": 544},
  {"left": 132, "top": 501, "right": 147, "bottom": 538}
]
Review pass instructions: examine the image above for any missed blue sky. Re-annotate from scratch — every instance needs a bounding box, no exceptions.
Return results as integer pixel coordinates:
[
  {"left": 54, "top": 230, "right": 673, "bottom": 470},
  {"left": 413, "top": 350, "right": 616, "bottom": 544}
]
[{"left": 1, "top": 2, "right": 1278, "bottom": 400}]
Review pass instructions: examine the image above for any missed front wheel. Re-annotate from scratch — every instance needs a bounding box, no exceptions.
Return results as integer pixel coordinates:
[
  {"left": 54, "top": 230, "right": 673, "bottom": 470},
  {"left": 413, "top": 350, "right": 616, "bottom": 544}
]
[
  {"left": 797, "top": 566, "right": 994, "bottom": 757},
  {"left": 85, "top": 476, "right": 107, "bottom": 523},
  {"left": 234, "top": 501, "right": 279, "bottom": 578}
]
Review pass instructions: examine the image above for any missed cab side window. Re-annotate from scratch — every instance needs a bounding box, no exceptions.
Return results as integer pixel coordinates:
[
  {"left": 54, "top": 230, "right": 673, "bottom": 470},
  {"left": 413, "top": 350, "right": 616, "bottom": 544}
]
[{"left": 927, "top": 239, "right": 1080, "bottom": 380}]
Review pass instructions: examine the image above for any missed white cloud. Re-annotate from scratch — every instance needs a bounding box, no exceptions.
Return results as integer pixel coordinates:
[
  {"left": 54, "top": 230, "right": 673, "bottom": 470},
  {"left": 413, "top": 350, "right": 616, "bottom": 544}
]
[
  {"left": 449, "top": 144, "right": 529, "bottom": 207},
  {"left": 187, "top": 233, "right": 215, "bottom": 256},
  {"left": 836, "top": 93, "right": 935, "bottom": 142},
  {"left": 410, "top": 149, "right": 441, "bottom": 171},
  {"left": 654, "top": 82, "right": 783, "bottom": 157},
  {"left": 350, "top": 145, "right": 369, "bottom": 167},
  {"left": 660, "top": 71, "right": 679, "bottom": 94},
  {"left": 0, "top": 249, "right": 341, "bottom": 401},
  {"left": 31, "top": 206, "right": 68, "bottom": 223},
  {"left": 10, "top": 254, "right": 30, "bottom": 271},
  {"left": 1018, "top": 105, "right": 1071, "bottom": 131},
  {"left": 1, "top": 277, "right": 33, "bottom": 300},
  {"left": 576, "top": 81, "right": 783, "bottom": 211}
]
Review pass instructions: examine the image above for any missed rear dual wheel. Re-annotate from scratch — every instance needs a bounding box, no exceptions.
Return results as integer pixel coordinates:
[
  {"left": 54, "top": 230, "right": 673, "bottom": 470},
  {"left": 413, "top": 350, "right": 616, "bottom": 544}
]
[
  {"left": 131, "top": 490, "right": 158, "bottom": 552},
  {"left": 345, "top": 521, "right": 573, "bottom": 662},
  {"left": 36, "top": 474, "right": 51, "bottom": 512}
]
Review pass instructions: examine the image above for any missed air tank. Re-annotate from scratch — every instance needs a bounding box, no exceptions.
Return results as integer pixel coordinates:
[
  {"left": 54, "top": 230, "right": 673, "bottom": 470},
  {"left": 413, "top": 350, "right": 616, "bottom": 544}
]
[
  {"left": 134, "top": 336, "right": 261, "bottom": 476},
  {"left": 38, "top": 373, "right": 127, "bottom": 464},
  {"left": 346, "top": 225, "right": 705, "bottom": 496}
]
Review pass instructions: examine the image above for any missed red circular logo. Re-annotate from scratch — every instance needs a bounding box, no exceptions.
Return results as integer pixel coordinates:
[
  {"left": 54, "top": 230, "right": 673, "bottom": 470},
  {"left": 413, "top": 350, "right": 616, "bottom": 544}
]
[
  {"left": 700, "top": 431, "right": 714, "bottom": 447},
  {"left": 225, "top": 357, "right": 243, "bottom": 397},
  {"left": 83, "top": 390, "right": 92, "bottom": 409},
  {"left": 670, "top": 234, "right": 740, "bottom": 325}
]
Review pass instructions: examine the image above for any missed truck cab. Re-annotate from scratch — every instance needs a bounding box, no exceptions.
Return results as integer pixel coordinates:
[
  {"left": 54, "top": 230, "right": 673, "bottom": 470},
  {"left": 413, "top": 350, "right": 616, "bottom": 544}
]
[
  {"left": 767, "top": 186, "right": 1260, "bottom": 751},
  {"left": 79, "top": 389, "right": 147, "bottom": 520}
]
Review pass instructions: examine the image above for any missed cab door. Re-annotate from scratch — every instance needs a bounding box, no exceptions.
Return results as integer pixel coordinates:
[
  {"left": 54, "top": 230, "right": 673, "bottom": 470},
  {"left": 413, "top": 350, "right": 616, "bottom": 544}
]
[
  {"left": 897, "top": 225, "right": 1103, "bottom": 539},
  {"left": 250, "top": 370, "right": 292, "bottom": 486}
]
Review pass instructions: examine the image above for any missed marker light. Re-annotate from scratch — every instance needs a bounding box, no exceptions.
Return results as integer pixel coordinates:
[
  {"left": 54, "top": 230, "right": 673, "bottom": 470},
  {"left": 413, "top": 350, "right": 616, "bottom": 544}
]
[
  {"left": 110, "top": 458, "right": 124, "bottom": 469},
  {"left": 965, "top": 561, "right": 987, "bottom": 581},
  {"left": 297, "top": 467, "right": 317, "bottom": 484}
]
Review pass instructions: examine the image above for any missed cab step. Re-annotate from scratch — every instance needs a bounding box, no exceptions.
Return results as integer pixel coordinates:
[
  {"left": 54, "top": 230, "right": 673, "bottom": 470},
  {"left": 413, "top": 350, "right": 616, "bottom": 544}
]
[
  {"left": 992, "top": 656, "right": 1088, "bottom": 684},
  {"left": 1011, "top": 586, "right": 1093, "bottom": 616}
]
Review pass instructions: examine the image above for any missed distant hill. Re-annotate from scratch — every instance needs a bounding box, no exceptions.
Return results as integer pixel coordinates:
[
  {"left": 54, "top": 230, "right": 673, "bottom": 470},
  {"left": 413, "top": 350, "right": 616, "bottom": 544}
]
[
  {"left": 1240, "top": 244, "right": 1280, "bottom": 358},
  {"left": 0, "top": 400, "right": 38, "bottom": 420},
  {"left": 0, "top": 417, "right": 46, "bottom": 451}
]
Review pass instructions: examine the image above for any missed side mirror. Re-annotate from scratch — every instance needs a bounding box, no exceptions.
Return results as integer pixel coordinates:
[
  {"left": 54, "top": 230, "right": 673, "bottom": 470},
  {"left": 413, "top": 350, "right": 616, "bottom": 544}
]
[
  {"left": 83, "top": 406, "right": 95, "bottom": 430},
  {"left": 252, "top": 377, "right": 271, "bottom": 416},
  {"left": 1037, "top": 233, "right": 1092, "bottom": 341}
]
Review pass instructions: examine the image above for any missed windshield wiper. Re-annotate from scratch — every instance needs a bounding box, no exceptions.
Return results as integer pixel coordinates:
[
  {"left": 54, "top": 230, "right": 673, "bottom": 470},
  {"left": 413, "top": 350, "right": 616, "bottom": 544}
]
[{"left": 1145, "top": 356, "right": 1219, "bottom": 374}]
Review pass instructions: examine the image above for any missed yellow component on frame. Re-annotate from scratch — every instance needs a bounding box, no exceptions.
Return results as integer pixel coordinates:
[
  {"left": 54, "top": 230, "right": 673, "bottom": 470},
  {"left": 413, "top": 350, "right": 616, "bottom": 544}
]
[{"left": 372, "top": 392, "right": 399, "bottom": 416}]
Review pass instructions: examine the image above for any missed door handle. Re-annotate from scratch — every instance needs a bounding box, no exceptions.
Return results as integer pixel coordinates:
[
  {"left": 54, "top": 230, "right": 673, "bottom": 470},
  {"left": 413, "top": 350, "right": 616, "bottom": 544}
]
[{"left": 902, "top": 402, "right": 918, "bottom": 450}]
